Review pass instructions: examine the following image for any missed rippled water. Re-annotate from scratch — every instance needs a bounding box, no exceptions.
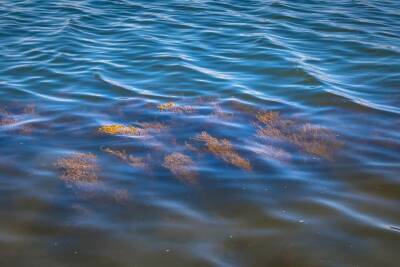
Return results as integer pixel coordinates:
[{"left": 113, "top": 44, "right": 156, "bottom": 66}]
[{"left": 1, "top": 0, "right": 400, "bottom": 266}]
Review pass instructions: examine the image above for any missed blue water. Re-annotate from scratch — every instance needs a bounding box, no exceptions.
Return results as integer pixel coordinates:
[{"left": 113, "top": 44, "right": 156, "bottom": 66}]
[{"left": 1, "top": 0, "right": 400, "bottom": 266}]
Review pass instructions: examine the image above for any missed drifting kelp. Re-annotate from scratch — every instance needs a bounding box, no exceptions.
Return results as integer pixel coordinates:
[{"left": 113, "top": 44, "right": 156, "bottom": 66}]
[
  {"left": 255, "top": 112, "right": 341, "bottom": 160},
  {"left": 163, "top": 152, "right": 197, "bottom": 183},
  {"left": 55, "top": 153, "right": 99, "bottom": 183},
  {"left": 196, "top": 132, "right": 252, "bottom": 170},
  {"left": 157, "top": 102, "right": 195, "bottom": 113},
  {"left": 103, "top": 147, "right": 147, "bottom": 169},
  {"left": 97, "top": 124, "right": 139, "bottom": 136}
]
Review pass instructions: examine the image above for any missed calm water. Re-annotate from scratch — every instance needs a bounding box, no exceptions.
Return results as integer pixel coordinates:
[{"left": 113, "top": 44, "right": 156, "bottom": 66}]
[{"left": 1, "top": 0, "right": 400, "bottom": 266}]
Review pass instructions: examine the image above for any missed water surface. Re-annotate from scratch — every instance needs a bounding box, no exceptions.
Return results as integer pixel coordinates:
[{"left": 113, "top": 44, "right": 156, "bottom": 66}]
[{"left": 1, "top": 0, "right": 400, "bottom": 266}]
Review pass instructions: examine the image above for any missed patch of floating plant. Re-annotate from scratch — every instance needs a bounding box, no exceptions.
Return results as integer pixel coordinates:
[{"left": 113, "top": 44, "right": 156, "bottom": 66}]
[
  {"left": 157, "top": 102, "right": 195, "bottom": 113},
  {"left": 163, "top": 152, "right": 197, "bottom": 183},
  {"left": 195, "top": 131, "right": 252, "bottom": 170},
  {"left": 55, "top": 152, "right": 130, "bottom": 203},
  {"left": 55, "top": 153, "right": 100, "bottom": 184},
  {"left": 97, "top": 124, "right": 140, "bottom": 136},
  {"left": 255, "top": 111, "right": 342, "bottom": 160},
  {"left": 102, "top": 147, "right": 147, "bottom": 169}
]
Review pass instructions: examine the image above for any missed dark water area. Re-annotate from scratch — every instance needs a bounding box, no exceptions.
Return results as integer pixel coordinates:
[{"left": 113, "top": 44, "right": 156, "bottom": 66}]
[{"left": 1, "top": 0, "right": 400, "bottom": 266}]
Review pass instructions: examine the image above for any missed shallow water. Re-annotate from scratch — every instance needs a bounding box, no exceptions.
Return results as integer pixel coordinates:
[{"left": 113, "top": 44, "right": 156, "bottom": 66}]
[{"left": 1, "top": 0, "right": 400, "bottom": 266}]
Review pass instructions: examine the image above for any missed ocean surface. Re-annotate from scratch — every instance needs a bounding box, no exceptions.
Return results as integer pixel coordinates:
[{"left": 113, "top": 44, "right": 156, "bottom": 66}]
[{"left": 1, "top": 0, "right": 400, "bottom": 266}]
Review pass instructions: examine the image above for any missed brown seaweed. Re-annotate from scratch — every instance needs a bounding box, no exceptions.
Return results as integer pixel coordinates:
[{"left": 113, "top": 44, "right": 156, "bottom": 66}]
[
  {"left": 196, "top": 132, "right": 252, "bottom": 170},
  {"left": 157, "top": 102, "right": 195, "bottom": 113},
  {"left": 163, "top": 152, "right": 197, "bottom": 183},
  {"left": 103, "top": 147, "right": 147, "bottom": 169},
  {"left": 55, "top": 153, "right": 99, "bottom": 184}
]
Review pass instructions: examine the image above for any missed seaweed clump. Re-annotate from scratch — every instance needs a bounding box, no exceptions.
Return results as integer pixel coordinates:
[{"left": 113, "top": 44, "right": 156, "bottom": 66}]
[
  {"left": 157, "top": 102, "right": 194, "bottom": 113},
  {"left": 196, "top": 132, "right": 252, "bottom": 170},
  {"left": 97, "top": 124, "right": 139, "bottom": 136},
  {"left": 55, "top": 153, "right": 99, "bottom": 183},
  {"left": 163, "top": 152, "right": 197, "bottom": 183},
  {"left": 290, "top": 123, "right": 341, "bottom": 160},
  {"left": 256, "top": 112, "right": 341, "bottom": 160},
  {"left": 103, "top": 147, "right": 147, "bottom": 169}
]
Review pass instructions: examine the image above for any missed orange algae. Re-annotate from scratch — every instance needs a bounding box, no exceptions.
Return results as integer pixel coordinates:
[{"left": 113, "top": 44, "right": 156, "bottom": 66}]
[
  {"left": 103, "top": 147, "right": 147, "bottom": 169},
  {"left": 196, "top": 132, "right": 252, "bottom": 170},
  {"left": 97, "top": 124, "right": 139, "bottom": 136},
  {"left": 158, "top": 102, "right": 176, "bottom": 111},
  {"left": 163, "top": 152, "right": 197, "bottom": 183},
  {"left": 157, "top": 102, "right": 195, "bottom": 113},
  {"left": 55, "top": 153, "right": 99, "bottom": 183}
]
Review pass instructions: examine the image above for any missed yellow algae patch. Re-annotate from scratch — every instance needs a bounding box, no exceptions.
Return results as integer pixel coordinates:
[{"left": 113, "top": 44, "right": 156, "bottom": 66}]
[
  {"left": 55, "top": 153, "right": 99, "bottom": 183},
  {"left": 158, "top": 102, "right": 176, "bottom": 111},
  {"left": 163, "top": 152, "right": 197, "bottom": 183},
  {"left": 103, "top": 147, "right": 147, "bottom": 169},
  {"left": 157, "top": 102, "right": 195, "bottom": 113},
  {"left": 196, "top": 132, "right": 252, "bottom": 170},
  {"left": 97, "top": 124, "right": 139, "bottom": 136}
]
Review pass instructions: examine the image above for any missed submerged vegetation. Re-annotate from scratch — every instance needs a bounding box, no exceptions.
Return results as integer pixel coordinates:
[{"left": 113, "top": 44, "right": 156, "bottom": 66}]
[
  {"left": 103, "top": 147, "right": 147, "bottom": 169},
  {"left": 55, "top": 153, "right": 99, "bottom": 184},
  {"left": 196, "top": 132, "right": 252, "bottom": 170},
  {"left": 98, "top": 124, "right": 139, "bottom": 136},
  {"left": 157, "top": 102, "right": 195, "bottom": 113},
  {"left": 255, "top": 111, "right": 341, "bottom": 160},
  {"left": 163, "top": 152, "right": 197, "bottom": 183}
]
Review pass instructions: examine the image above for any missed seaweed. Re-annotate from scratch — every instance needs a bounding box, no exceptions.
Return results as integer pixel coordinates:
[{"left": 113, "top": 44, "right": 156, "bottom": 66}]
[
  {"left": 163, "top": 152, "right": 197, "bottom": 183},
  {"left": 55, "top": 153, "right": 99, "bottom": 184},
  {"left": 103, "top": 147, "right": 147, "bottom": 169},
  {"left": 256, "top": 111, "right": 280, "bottom": 125},
  {"left": 256, "top": 113, "right": 341, "bottom": 160},
  {"left": 196, "top": 131, "right": 252, "bottom": 170},
  {"left": 157, "top": 102, "right": 195, "bottom": 113},
  {"left": 289, "top": 123, "right": 342, "bottom": 160},
  {"left": 97, "top": 124, "right": 139, "bottom": 136}
]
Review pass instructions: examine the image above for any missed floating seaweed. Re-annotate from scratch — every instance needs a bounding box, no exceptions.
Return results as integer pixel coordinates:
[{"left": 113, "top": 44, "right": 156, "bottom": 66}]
[
  {"left": 103, "top": 147, "right": 147, "bottom": 169},
  {"left": 256, "top": 111, "right": 280, "bottom": 125},
  {"left": 55, "top": 153, "right": 99, "bottom": 184},
  {"left": 163, "top": 152, "right": 197, "bottom": 183},
  {"left": 289, "top": 123, "right": 342, "bottom": 160},
  {"left": 196, "top": 132, "right": 252, "bottom": 170},
  {"left": 97, "top": 124, "right": 139, "bottom": 136},
  {"left": 256, "top": 113, "right": 341, "bottom": 160},
  {"left": 157, "top": 102, "right": 195, "bottom": 113}
]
